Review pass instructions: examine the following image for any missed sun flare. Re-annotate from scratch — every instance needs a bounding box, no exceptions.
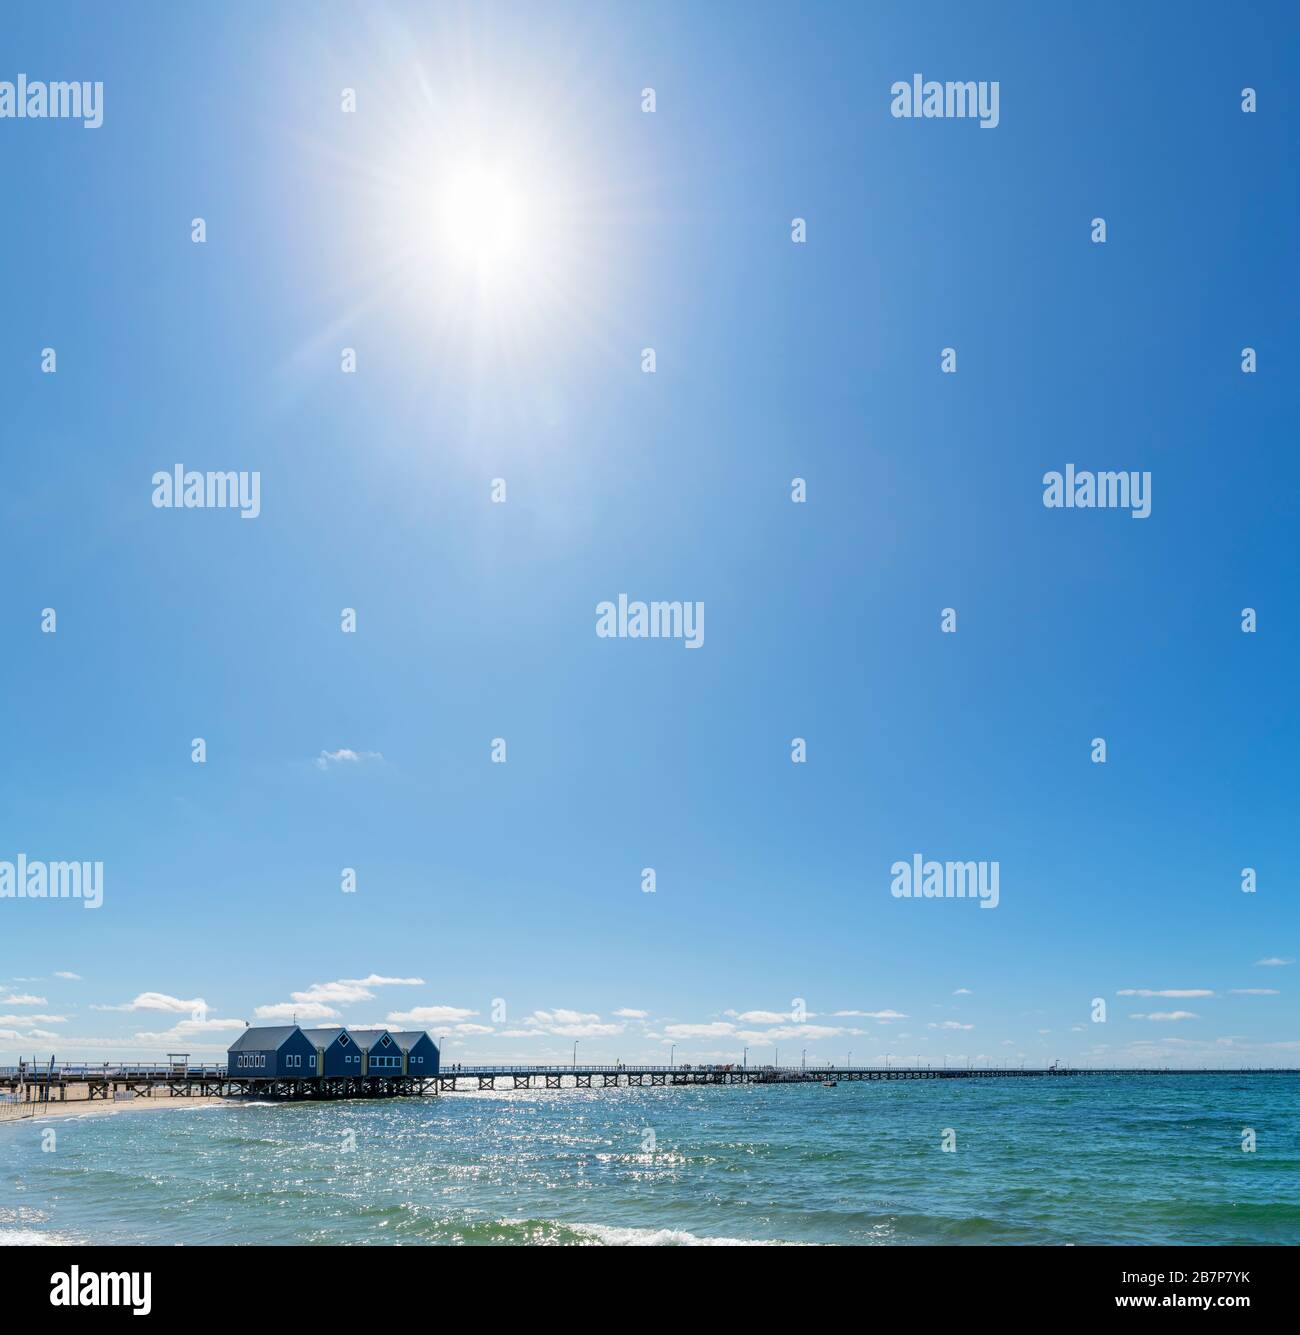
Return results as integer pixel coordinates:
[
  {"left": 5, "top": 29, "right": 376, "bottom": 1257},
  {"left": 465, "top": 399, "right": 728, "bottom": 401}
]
[
  {"left": 295, "top": 25, "right": 635, "bottom": 393},
  {"left": 438, "top": 164, "right": 524, "bottom": 272}
]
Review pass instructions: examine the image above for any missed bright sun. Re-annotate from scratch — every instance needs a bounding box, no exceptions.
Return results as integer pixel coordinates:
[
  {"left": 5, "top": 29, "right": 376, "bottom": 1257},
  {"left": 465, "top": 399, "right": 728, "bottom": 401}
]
[
  {"left": 322, "top": 53, "right": 612, "bottom": 360},
  {"left": 439, "top": 165, "right": 525, "bottom": 272}
]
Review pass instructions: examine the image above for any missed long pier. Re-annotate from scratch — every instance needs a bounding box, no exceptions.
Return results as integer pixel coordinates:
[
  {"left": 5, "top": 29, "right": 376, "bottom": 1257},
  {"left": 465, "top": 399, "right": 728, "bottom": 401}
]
[{"left": 1, "top": 1061, "right": 1295, "bottom": 1105}]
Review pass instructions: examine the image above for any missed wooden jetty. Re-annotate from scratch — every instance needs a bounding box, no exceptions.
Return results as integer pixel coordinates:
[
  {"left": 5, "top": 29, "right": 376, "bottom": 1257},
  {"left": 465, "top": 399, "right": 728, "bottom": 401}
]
[{"left": 1, "top": 1061, "right": 1295, "bottom": 1105}]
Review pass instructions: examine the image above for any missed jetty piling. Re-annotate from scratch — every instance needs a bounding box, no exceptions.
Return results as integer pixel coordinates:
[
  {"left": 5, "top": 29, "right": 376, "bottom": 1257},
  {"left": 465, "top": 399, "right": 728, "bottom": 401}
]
[{"left": 0, "top": 1061, "right": 1293, "bottom": 1104}]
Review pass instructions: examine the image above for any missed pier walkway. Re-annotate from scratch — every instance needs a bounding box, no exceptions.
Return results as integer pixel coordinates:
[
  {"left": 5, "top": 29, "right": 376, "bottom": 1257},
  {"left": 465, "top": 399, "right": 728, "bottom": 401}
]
[{"left": 1, "top": 1061, "right": 1295, "bottom": 1104}]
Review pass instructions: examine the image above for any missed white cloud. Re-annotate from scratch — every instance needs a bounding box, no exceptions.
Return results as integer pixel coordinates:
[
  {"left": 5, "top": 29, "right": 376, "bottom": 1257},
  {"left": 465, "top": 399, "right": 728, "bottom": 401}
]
[
  {"left": 0, "top": 994, "right": 47, "bottom": 1006},
  {"left": 952, "top": 988, "right": 972, "bottom": 996},
  {"left": 1130, "top": 1011, "right": 1198, "bottom": 1021},
  {"left": 1117, "top": 989, "right": 1214, "bottom": 998},
  {"left": 291, "top": 982, "right": 371, "bottom": 1005},
  {"left": 735, "top": 1025, "right": 852, "bottom": 1042},
  {"left": 134, "top": 1017, "right": 245, "bottom": 1042},
  {"left": 548, "top": 1023, "right": 624, "bottom": 1038},
  {"left": 53, "top": 971, "right": 82, "bottom": 981},
  {"left": 253, "top": 1002, "right": 340, "bottom": 1021},
  {"left": 929, "top": 1021, "right": 974, "bottom": 1031},
  {"left": 287, "top": 975, "right": 425, "bottom": 1008},
  {"left": 663, "top": 1022, "right": 736, "bottom": 1039},
  {"left": 0, "top": 1014, "right": 66, "bottom": 1025},
  {"left": 480, "top": 1009, "right": 629, "bottom": 1041},
  {"left": 529, "top": 1009, "right": 601, "bottom": 1026},
  {"left": 1255, "top": 957, "right": 1293, "bottom": 967},
  {"left": 831, "top": 1009, "right": 908, "bottom": 1020},
  {"left": 315, "top": 748, "right": 384, "bottom": 771},
  {"left": 0, "top": 1031, "right": 233, "bottom": 1055},
  {"left": 613, "top": 1008, "right": 649, "bottom": 1019},
  {"left": 1230, "top": 989, "right": 1279, "bottom": 996},
  {"left": 92, "top": 992, "right": 205, "bottom": 1014},
  {"left": 387, "top": 1006, "right": 478, "bottom": 1026},
  {"left": 528, "top": 1009, "right": 622, "bottom": 1034}
]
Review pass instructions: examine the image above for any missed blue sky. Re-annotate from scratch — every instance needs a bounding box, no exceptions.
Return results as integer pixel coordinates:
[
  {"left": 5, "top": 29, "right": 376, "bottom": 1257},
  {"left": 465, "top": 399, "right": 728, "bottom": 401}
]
[{"left": 2, "top": 2, "right": 1296, "bottom": 1068}]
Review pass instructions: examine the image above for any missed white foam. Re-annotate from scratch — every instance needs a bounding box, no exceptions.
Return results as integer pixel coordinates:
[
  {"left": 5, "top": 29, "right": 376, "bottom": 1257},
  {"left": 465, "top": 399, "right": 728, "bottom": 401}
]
[
  {"left": 0, "top": 1229, "right": 59, "bottom": 1246},
  {"left": 565, "top": 1221, "right": 799, "bottom": 1246}
]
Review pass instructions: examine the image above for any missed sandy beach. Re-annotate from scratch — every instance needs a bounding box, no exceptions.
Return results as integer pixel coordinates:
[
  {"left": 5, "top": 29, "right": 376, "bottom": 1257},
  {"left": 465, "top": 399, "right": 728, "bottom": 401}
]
[{"left": 2, "top": 1085, "right": 244, "bottom": 1124}]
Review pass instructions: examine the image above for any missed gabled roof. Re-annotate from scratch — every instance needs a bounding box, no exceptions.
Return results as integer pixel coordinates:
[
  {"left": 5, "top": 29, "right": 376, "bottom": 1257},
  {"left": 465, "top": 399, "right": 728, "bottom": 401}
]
[
  {"left": 228, "top": 1026, "right": 301, "bottom": 1053},
  {"left": 302, "top": 1027, "right": 352, "bottom": 1047},
  {"left": 388, "top": 1031, "right": 436, "bottom": 1051},
  {"left": 347, "top": 1029, "right": 395, "bottom": 1052}
]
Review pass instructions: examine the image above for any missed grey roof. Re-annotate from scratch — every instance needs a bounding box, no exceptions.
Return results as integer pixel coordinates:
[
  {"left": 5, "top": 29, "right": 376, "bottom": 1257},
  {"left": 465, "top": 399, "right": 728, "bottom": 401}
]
[
  {"left": 346, "top": 1029, "right": 394, "bottom": 1051},
  {"left": 302, "top": 1027, "right": 351, "bottom": 1047},
  {"left": 388, "top": 1031, "right": 436, "bottom": 1051},
  {"left": 228, "top": 1026, "right": 300, "bottom": 1053}
]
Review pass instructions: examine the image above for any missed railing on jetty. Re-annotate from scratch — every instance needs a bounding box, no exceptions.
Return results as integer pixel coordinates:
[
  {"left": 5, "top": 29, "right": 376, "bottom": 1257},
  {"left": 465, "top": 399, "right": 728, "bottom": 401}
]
[
  {"left": 0, "top": 1062, "right": 226, "bottom": 1079},
  {"left": 1, "top": 1063, "right": 1295, "bottom": 1107},
  {"left": 430, "top": 1064, "right": 1300, "bottom": 1091}
]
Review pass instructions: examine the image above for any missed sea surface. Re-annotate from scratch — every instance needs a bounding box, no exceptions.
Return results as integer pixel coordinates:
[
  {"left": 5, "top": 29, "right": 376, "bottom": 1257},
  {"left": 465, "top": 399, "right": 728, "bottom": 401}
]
[{"left": 2, "top": 1075, "right": 1297, "bottom": 1245}]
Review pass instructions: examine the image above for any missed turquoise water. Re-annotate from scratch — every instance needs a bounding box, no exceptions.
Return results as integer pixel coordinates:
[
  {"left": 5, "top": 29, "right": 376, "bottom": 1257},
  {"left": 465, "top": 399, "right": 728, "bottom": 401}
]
[{"left": 3, "top": 1076, "right": 1297, "bottom": 1245}]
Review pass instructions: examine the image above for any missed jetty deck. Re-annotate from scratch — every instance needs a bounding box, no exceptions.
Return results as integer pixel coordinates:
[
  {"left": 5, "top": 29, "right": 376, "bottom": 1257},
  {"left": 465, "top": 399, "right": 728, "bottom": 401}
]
[{"left": 1, "top": 1062, "right": 1295, "bottom": 1105}]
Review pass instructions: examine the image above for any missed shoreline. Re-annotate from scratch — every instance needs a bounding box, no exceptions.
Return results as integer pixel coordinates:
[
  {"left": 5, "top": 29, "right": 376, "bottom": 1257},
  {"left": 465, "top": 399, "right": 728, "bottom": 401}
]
[{"left": 1, "top": 1089, "right": 245, "bottom": 1124}]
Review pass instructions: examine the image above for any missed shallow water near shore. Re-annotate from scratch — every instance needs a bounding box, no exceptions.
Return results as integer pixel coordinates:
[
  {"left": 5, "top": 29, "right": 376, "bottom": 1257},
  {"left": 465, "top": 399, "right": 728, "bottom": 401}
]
[{"left": 3, "top": 1076, "right": 1296, "bottom": 1245}]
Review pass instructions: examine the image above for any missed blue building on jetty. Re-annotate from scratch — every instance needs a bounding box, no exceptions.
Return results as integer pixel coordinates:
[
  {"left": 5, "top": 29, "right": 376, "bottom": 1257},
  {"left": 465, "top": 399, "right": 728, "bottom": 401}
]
[
  {"left": 302, "top": 1027, "right": 363, "bottom": 1076},
  {"left": 228, "top": 1025, "right": 439, "bottom": 1081},
  {"left": 391, "top": 1031, "right": 439, "bottom": 1073},
  {"left": 347, "top": 1029, "right": 403, "bottom": 1073},
  {"left": 227, "top": 1025, "right": 318, "bottom": 1077}
]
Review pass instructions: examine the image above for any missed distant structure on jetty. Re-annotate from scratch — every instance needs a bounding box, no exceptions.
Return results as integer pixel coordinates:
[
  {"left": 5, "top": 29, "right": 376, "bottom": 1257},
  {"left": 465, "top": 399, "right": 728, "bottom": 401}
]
[
  {"left": 3, "top": 1047, "right": 1296, "bottom": 1107},
  {"left": 6, "top": 1022, "right": 1299, "bottom": 1108},
  {"left": 229, "top": 1025, "right": 439, "bottom": 1080},
  {"left": 224, "top": 1024, "right": 440, "bottom": 1096}
]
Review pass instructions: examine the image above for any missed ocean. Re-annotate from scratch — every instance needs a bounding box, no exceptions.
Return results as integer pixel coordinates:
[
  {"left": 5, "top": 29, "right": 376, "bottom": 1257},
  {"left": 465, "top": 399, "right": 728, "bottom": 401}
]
[{"left": 3, "top": 1075, "right": 1296, "bottom": 1246}]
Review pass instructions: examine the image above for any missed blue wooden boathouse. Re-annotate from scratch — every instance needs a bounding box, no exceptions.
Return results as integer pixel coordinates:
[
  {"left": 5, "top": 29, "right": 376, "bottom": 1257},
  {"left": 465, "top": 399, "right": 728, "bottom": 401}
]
[
  {"left": 227, "top": 1025, "right": 318, "bottom": 1077},
  {"left": 227, "top": 1024, "right": 440, "bottom": 1090}
]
